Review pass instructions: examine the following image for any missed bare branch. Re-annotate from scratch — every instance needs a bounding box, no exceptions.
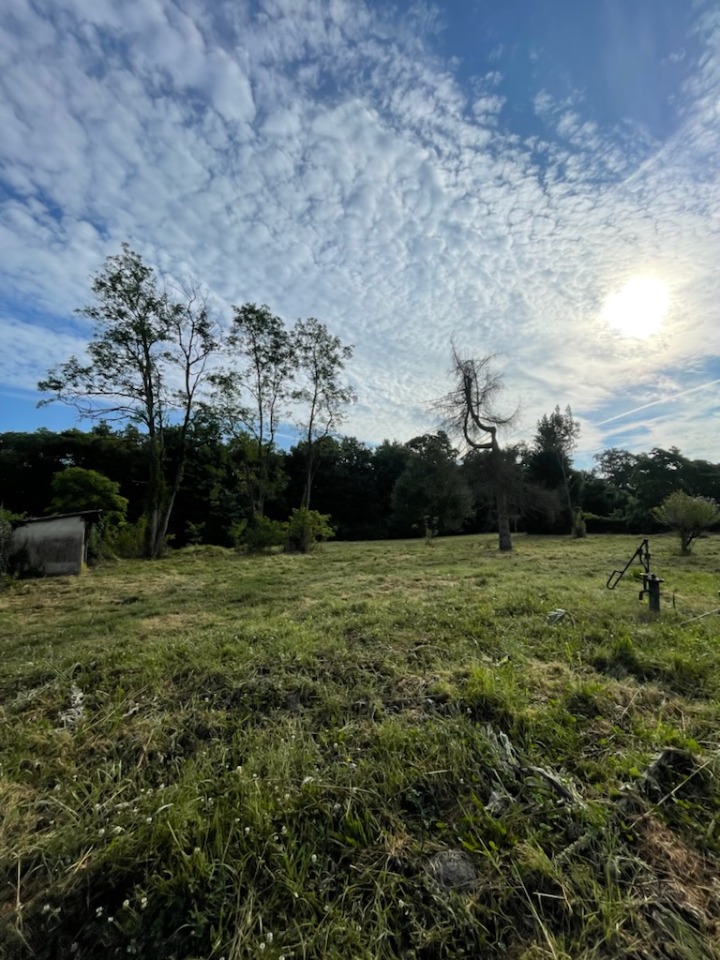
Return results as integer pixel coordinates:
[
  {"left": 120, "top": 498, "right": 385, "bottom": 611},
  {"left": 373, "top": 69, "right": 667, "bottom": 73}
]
[{"left": 434, "top": 347, "right": 516, "bottom": 452}]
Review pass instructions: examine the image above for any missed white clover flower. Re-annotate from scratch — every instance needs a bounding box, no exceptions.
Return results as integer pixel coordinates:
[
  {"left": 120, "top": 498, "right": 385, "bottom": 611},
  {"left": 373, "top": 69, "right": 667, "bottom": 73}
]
[
  {"left": 266, "top": 931, "right": 273, "bottom": 943},
  {"left": 122, "top": 900, "right": 130, "bottom": 910},
  {"left": 310, "top": 854, "right": 317, "bottom": 863}
]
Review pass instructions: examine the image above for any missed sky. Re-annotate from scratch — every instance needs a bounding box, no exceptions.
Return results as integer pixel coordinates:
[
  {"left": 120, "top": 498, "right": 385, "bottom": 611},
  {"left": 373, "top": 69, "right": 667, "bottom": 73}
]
[{"left": 1, "top": 0, "right": 720, "bottom": 468}]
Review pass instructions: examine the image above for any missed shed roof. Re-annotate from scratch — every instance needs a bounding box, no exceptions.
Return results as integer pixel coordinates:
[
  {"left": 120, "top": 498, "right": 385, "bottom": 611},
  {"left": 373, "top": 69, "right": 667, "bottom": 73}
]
[{"left": 12, "top": 510, "right": 103, "bottom": 527}]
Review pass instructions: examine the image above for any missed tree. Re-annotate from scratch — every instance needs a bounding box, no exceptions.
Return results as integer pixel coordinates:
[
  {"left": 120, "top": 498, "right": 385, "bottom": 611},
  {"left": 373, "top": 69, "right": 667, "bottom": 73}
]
[
  {"left": 38, "top": 244, "right": 220, "bottom": 557},
  {"left": 373, "top": 440, "right": 414, "bottom": 537},
  {"left": 0, "top": 426, "right": 146, "bottom": 521},
  {"left": 594, "top": 448, "right": 639, "bottom": 493},
  {"left": 292, "top": 317, "right": 355, "bottom": 510},
  {"left": 462, "top": 444, "right": 525, "bottom": 534},
  {"left": 526, "top": 405, "right": 582, "bottom": 535},
  {"left": 435, "top": 350, "right": 515, "bottom": 551},
  {"left": 391, "top": 432, "right": 473, "bottom": 540},
  {"left": 652, "top": 490, "right": 720, "bottom": 555},
  {"left": 209, "top": 304, "right": 293, "bottom": 519},
  {"left": 283, "top": 436, "right": 380, "bottom": 540},
  {"left": 49, "top": 467, "right": 128, "bottom": 523}
]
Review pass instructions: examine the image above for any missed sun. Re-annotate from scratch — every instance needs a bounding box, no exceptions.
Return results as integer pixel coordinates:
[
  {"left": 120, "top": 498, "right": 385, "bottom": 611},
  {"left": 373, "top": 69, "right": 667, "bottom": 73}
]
[{"left": 602, "top": 276, "right": 669, "bottom": 339}]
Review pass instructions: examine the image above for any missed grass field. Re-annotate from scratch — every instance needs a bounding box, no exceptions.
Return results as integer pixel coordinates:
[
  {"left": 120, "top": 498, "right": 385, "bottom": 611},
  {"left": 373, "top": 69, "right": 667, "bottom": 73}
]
[{"left": 2, "top": 533, "right": 720, "bottom": 959}]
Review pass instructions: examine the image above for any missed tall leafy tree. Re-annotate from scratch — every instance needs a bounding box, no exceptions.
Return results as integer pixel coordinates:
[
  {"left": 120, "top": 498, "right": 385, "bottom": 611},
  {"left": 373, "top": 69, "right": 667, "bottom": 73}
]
[
  {"left": 209, "top": 304, "right": 293, "bottom": 518},
  {"left": 373, "top": 440, "right": 414, "bottom": 536},
  {"left": 391, "top": 432, "right": 473, "bottom": 539},
  {"left": 292, "top": 317, "right": 356, "bottom": 510},
  {"left": 462, "top": 444, "right": 525, "bottom": 534},
  {"left": 49, "top": 467, "right": 128, "bottom": 522},
  {"left": 38, "top": 244, "right": 219, "bottom": 557},
  {"left": 526, "top": 404, "right": 582, "bottom": 535},
  {"left": 435, "top": 350, "right": 515, "bottom": 551}
]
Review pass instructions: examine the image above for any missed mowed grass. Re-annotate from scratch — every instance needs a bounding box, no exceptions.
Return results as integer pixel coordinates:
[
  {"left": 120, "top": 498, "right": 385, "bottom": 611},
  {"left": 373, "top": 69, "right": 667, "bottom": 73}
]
[{"left": 1, "top": 533, "right": 720, "bottom": 959}]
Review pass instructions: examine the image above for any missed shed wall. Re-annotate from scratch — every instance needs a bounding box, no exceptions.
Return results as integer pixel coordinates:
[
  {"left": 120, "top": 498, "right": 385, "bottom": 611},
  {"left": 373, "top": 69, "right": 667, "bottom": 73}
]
[{"left": 12, "top": 516, "right": 86, "bottom": 576}]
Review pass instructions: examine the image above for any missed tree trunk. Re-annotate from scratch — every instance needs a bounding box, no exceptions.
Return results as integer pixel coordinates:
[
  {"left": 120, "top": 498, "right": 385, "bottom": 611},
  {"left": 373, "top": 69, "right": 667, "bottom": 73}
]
[
  {"left": 302, "top": 444, "right": 316, "bottom": 510},
  {"left": 145, "top": 439, "right": 169, "bottom": 558},
  {"left": 496, "top": 488, "right": 512, "bottom": 551},
  {"left": 492, "top": 443, "right": 512, "bottom": 551}
]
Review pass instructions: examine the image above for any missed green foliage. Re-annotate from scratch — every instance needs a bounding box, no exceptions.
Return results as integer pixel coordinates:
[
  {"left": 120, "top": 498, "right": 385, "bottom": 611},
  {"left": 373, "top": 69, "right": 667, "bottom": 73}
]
[
  {"left": 240, "top": 515, "right": 288, "bottom": 553},
  {"left": 593, "top": 446, "right": 720, "bottom": 532},
  {"left": 572, "top": 508, "right": 587, "bottom": 539},
  {"left": 285, "top": 507, "right": 335, "bottom": 553},
  {"left": 653, "top": 490, "right": 720, "bottom": 554},
  {"left": 184, "top": 520, "right": 205, "bottom": 545},
  {"left": 229, "top": 519, "right": 248, "bottom": 548},
  {"left": 49, "top": 467, "right": 128, "bottom": 522},
  {"left": 0, "top": 509, "right": 17, "bottom": 576},
  {"left": 391, "top": 432, "right": 473, "bottom": 537},
  {"left": 292, "top": 316, "right": 356, "bottom": 510},
  {"left": 209, "top": 304, "right": 294, "bottom": 518},
  {"left": 525, "top": 406, "right": 581, "bottom": 535},
  {"left": 104, "top": 518, "right": 149, "bottom": 559},
  {"left": 38, "top": 244, "right": 220, "bottom": 559}
]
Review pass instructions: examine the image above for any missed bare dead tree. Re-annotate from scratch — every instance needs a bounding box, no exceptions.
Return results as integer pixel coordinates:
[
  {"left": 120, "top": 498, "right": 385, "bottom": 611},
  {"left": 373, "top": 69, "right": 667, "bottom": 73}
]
[{"left": 435, "top": 348, "right": 516, "bottom": 551}]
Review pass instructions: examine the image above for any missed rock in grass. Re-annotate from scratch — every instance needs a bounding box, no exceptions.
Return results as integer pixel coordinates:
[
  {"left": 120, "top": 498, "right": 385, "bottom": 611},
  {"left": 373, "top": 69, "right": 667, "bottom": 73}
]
[{"left": 426, "top": 849, "right": 477, "bottom": 892}]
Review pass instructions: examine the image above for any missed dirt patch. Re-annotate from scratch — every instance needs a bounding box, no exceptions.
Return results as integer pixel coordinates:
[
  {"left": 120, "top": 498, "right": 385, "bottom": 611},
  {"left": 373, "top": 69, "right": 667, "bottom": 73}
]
[{"left": 637, "top": 815, "right": 720, "bottom": 934}]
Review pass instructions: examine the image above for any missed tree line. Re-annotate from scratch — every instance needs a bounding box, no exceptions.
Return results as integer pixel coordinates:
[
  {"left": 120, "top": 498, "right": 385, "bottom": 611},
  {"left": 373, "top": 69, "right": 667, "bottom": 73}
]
[
  {"left": 2, "top": 421, "right": 719, "bottom": 550},
  {"left": 2, "top": 244, "right": 719, "bottom": 556}
]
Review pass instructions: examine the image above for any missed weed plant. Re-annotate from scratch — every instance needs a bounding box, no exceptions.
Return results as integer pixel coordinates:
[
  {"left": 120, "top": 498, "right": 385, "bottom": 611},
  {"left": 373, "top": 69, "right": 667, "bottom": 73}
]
[{"left": 1, "top": 533, "right": 720, "bottom": 958}]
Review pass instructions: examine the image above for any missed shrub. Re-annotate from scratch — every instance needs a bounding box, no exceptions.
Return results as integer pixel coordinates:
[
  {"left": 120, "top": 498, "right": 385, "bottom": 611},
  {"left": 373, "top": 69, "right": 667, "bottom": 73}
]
[
  {"left": 241, "top": 516, "right": 288, "bottom": 553},
  {"left": 105, "top": 518, "right": 149, "bottom": 559},
  {"left": 572, "top": 508, "right": 587, "bottom": 539},
  {"left": 652, "top": 490, "right": 720, "bottom": 554},
  {"left": 285, "top": 508, "right": 335, "bottom": 554},
  {"left": 0, "top": 509, "right": 15, "bottom": 576}
]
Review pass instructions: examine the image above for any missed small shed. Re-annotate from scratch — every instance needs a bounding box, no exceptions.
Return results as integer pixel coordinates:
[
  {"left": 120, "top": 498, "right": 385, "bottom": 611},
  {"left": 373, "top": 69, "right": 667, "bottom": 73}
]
[{"left": 11, "top": 511, "right": 102, "bottom": 577}]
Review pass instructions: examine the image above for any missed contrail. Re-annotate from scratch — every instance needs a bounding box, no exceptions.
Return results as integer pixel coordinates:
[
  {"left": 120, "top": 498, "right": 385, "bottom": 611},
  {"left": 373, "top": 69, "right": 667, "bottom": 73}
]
[{"left": 596, "top": 378, "right": 720, "bottom": 427}]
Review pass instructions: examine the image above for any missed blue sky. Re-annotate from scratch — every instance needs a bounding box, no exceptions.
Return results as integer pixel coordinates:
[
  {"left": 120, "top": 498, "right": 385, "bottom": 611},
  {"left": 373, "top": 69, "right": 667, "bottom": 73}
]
[{"left": 1, "top": 0, "right": 719, "bottom": 467}]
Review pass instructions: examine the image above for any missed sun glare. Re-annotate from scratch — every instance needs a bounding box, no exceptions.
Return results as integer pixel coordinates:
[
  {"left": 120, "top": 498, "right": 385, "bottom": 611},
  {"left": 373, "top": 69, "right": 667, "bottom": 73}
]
[{"left": 602, "top": 276, "right": 669, "bottom": 339}]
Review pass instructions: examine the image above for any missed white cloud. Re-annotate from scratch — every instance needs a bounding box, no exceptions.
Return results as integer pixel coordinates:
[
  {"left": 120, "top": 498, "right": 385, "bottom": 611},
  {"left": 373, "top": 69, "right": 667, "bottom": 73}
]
[{"left": 1, "top": 0, "right": 719, "bottom": 464}]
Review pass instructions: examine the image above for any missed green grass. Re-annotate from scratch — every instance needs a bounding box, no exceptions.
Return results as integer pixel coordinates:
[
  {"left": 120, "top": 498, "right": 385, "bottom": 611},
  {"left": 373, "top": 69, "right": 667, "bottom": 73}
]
[{"left": 2, "top": 533, "right": 720, "bottom": 959}]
